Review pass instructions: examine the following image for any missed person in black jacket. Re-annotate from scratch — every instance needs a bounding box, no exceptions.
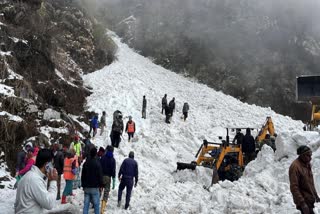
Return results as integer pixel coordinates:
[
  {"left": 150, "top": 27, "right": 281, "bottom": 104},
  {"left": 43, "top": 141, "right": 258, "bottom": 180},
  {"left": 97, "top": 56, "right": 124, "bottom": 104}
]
[
  {"left": 81, "top": 147, "right": 103, "bottom": 214},
  {"left": 117, "top": 151, "right": 138, "bottom": 210},
  {"left": 233, "top": 129, "right": 244, "bottom": 145},
  {"left": 242, "top": 128, "right": 256, "bottom": 165},
  {"left": 169, "top": 97, "right": 175, "bottom": 116},
  {"left": 52, "top": 143, "right": 64, "bottom": 200},
  {"left": 161, "top": 94, "right": 167, "bottom": 114},
  {"left": 165, "top": 105, "right": 171, "bottom": 124},
  {"left": 100, "top": 145, "right": 116, "bottom": 213}
]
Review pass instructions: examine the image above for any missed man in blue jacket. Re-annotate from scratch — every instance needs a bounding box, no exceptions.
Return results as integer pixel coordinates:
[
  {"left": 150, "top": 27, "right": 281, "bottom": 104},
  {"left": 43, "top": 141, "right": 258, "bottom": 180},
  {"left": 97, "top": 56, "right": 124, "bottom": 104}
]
[
  {"left": 100, "top": 145, "right": 116, "bottom": 213},
  {"left": 117, "top": 151, "right": 138, "bottom": 210}
]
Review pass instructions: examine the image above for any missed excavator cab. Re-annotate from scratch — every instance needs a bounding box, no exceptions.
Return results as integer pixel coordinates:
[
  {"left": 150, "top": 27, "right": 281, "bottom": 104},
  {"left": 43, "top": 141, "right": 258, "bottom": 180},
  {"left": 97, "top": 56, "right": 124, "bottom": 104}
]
[
  {"left": 176, "top": 128, "right": 244, "bottom": 184},
  {"left": 296, "top": 75, "right": 320, "bottom": 130}
]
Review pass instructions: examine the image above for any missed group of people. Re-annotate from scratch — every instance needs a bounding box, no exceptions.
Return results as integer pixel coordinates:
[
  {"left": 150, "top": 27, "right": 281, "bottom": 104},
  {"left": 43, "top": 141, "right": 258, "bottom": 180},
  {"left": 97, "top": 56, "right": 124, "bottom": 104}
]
[
  {"left": 14, "top": 137, "right": 139, "bottom": 214},
  {"left": 162, "top": 94, "right": 189, "bottom": 124}
]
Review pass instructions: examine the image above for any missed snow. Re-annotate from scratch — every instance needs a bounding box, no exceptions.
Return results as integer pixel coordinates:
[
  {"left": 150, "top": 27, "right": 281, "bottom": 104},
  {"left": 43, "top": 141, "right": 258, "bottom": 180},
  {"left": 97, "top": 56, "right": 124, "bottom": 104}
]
[
  {"left": 0, "top": 84, "right": 15, "bottom": 97},
  {"left": 0, "top": 111, "right": 23, "bottom": 122},
  {"left": 55, "top": 69, "right": 78, "bottom": 88},
  {"left": 0, "top": 51, "right": 11, "bottom": 56},
  {"left": 1, "top": 33, "right": 320, "bottom": 214},
  {"left": 43, "top": 108, "right": 61, "bottom": 120},
  {"left": 39, "top": 126, "right": 69, "bottom": 139},
  {"left": 9, "top": 37, "right": 28, "bottom": 45}
]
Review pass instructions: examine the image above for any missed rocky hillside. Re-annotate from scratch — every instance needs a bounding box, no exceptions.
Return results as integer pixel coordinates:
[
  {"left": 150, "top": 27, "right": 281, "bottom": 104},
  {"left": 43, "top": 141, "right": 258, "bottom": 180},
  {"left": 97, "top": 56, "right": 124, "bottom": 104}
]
[
  {"left": 95, "top": 0, "right": 320, "bottom": 121},
  {"left": 0, "top": 0, "right": 116, "bottom": 175}
]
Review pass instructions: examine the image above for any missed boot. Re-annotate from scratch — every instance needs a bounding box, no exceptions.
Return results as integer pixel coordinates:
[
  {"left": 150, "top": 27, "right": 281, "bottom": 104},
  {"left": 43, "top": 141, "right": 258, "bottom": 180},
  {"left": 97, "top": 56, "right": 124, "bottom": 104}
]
[
  {"left": 117, "top": 201, "right": 121, "bottom": 208},
  {"left": 100, "top": 200, "right": 107, "bottom": 214},
  {"left": 61, "top": 195, "right": 67, "bottom": 204}
]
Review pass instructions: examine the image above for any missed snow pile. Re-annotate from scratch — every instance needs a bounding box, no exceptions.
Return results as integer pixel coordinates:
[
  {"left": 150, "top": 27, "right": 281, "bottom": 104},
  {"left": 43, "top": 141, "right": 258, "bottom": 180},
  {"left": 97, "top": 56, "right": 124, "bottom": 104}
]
[
  {"left": 0, "top": 111, "right": 23, "bottom": 122},
  {"left": 0, "top": 84, "right": 15, "bottom": 97},
  {"left": 1, "top": 34, "right": 319, "bottom": 214}
]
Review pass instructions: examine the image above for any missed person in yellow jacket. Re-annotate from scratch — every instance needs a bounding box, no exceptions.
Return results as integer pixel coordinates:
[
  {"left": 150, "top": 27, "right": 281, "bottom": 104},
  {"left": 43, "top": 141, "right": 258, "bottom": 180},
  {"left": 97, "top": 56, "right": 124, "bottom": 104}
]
[
  {"left": 125, "top": 116, "right": 136, "bottom": 142},
  {"left": 61, "top": 149, "right": 78, "bottom": 204}
]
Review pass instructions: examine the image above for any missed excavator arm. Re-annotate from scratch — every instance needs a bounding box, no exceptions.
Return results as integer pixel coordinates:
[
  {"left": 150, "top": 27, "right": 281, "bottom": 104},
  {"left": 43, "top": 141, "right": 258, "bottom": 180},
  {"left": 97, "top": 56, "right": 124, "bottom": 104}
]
[{"left": 256, "top": 117, "right": 275, "bottom": 142}]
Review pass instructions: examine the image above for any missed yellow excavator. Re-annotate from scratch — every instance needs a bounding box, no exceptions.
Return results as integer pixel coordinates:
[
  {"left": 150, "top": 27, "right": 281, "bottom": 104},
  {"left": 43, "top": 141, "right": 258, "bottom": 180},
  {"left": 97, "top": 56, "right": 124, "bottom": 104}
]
[
  {"left": 296, "top": 75, "right": 320, "bottom": 130},
  {"left": 176, "top": 117, "right": 276, "bottom": 184},
  {"left": 177, "top": 128, "right": 244, "bottom": 184}
]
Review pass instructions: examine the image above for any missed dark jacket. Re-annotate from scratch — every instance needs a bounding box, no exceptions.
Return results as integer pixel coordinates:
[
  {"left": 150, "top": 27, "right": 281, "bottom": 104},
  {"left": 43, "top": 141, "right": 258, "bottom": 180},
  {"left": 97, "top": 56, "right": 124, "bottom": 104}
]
[
  {"left": 53, "top": 150, "right": 64, "bottom": 175},
  {"left": 242, "top": 134, "right": 255, "bottom": 153},
  {"left": 81, "top": 157, "right": 103, "bottom": 188},
  {"left": 142, "top": 98, "right": 147, "bottom": 109},
  {"left": 233, "top": 133, "right": 244, "bottom": 145},
  {"left": 112, "top": 120, "right": 124, "bottom": 134},
  {"left": 165, "top": 105, "right": 171, "bottom": 116},
  {"left": 83, "top": 139, "right": 95, "bottom": 160},
  {"left": 289, "top": 158, "right": 319, "bottom": 208},
  {"left": 118, "top": 158, "right": 138, "bottom": 183},
  {"left": 100, "top": 152, "right": 116, "bottom": 178},
  {"left": 182, "top": 103, "right": 189, "bottom": 113},
  {"left": 169, "top": 100, "right": 175, "bottom": 112},
  {"left": 162, "top": 96, "right": 167, "bottom": 107},
  {"left": 16, "top": 151, "right": 26, "bottom": 171}
]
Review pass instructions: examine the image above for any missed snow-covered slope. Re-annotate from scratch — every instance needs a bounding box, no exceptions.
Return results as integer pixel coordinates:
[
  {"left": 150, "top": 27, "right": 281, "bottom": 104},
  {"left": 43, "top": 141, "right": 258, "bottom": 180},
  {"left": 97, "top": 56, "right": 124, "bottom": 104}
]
[
  {"left": 1, "top": 33, "right": 320, "bottom": 214},
  {"left": 82, "top": 33, "right": 319, "bottom": 214}
]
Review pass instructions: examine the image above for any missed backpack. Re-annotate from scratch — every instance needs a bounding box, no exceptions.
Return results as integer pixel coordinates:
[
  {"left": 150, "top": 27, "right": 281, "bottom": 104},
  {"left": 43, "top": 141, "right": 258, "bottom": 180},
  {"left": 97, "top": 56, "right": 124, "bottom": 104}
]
[{"left": 112, "top": 110, "right": 124, "bottom": 133}]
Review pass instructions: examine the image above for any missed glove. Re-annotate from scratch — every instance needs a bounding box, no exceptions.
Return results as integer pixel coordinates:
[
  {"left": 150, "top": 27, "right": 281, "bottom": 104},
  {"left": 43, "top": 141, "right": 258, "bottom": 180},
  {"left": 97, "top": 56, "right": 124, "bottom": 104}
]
[
  {"left": 134, "top": 182, "right": 137, "bottom": 188},
  {"left": 112, "top": 177, "right": 116, "bottom": 190},
  {"left": 301, "top": 203, "right": 310, "bottom": 214}
]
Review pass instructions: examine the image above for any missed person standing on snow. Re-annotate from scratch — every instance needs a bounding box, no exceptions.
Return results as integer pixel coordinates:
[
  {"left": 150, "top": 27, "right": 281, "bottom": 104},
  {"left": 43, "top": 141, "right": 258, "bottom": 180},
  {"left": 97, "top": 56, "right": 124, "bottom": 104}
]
[
  {"left": 118, "top": 151, "right": 138, "bottom": 210},
  {"left": 91, "top": 115, "right": 99, "bottom": 138},
  {"left": 61, "top": 149, "right": 78, "bottom": 204},
  {"left": 289, "top": 145, "right": 320, "bottom": 214},
  {"left": 165, "top": 104, "right": 171, "bottom": 124},
  {"left": 100, "top": 111, "right": 107, "bottom": 136},
  {"left": 52, "top": 142, "right": 64, "bottom": 200},
  {"left": 242, "top": 128, "right": 256, "bottom": 165},
  {"left": 111, "top": 110, "right": 124, "bottom": 148},
  {"left": 142, "top": 95, "right": 147, "bottom": 119},
  {"left": 100, "top": 145, "right": 116, "bottom": 213},
  {"left": 17, "top": 147, "right": 36, "bottom": 177},
  {"left": 125, "top": 116, "right": 136, "bottom": 142},
  {"left": 16, "top": 142, "right": 33, "bottom": 176},
  {"left": 81, "top": 147, "right": 103, "bottom": 214},
  {"left": 182, "top": 102, "right": 189, "bottom": 121},
  {"left": 169, "top": 97, "right": 175, "bottom": 116},
  {"left": 15, "top": 149, "right": 58, "bottom": 214},
  {"left": 161, "top": 94, "right": 167, "bottom": 114}
]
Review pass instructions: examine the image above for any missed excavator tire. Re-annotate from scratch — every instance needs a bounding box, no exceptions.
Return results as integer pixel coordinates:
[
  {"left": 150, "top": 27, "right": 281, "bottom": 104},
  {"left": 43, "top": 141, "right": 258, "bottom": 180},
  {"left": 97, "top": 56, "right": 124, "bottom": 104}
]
[{"left": 177, "top": 161, "right": 197, "bottom": 171}]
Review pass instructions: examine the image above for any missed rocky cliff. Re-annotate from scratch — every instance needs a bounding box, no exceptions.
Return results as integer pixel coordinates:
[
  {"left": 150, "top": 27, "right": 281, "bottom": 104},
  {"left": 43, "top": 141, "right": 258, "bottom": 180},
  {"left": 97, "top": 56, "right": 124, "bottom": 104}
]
[{"left": 0, "top": 0, "right": 116, "bottom": 176}]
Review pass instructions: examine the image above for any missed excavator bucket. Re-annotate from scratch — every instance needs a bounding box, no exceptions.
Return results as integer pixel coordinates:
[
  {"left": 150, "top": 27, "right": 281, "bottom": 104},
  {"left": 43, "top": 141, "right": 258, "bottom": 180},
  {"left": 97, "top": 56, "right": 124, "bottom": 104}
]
[
  {"left": 296, "top": 75, "right": 320, "bottom": 104},
  {"left": 176, "top": 162, "right": 197, "bottom": 171}
]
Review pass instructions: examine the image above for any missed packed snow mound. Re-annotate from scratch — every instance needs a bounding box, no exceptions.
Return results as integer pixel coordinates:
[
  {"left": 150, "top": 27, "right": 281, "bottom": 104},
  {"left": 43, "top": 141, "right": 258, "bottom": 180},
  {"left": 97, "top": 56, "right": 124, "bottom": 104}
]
[{"left": 2, "top": 33, "right": 319, "bottom": 214}]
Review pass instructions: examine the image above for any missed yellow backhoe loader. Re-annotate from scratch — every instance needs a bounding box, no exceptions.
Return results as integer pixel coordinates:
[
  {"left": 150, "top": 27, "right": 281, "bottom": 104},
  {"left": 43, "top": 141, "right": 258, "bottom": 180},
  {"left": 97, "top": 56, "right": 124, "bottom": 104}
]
[{"left": 177, "top": 128, "right": 244, "bottom": 184}]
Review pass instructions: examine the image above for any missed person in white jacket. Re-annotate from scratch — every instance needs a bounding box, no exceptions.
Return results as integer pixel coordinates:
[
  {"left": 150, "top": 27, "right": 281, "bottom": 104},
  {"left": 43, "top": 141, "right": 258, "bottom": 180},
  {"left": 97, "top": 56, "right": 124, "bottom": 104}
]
[{"left": 15, "top": 149, "right": 58, "bottom": 214}]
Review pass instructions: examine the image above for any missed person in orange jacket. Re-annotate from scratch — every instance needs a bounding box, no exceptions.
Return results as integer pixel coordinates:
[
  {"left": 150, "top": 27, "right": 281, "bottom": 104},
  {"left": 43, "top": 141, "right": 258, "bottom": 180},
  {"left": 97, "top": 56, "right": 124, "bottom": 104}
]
[
  {"left": 61, "top": 149, "right": 78, "bottom": 204},
  {"left": 125, "top": 116, "right": 136, "bottom": 142}
]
